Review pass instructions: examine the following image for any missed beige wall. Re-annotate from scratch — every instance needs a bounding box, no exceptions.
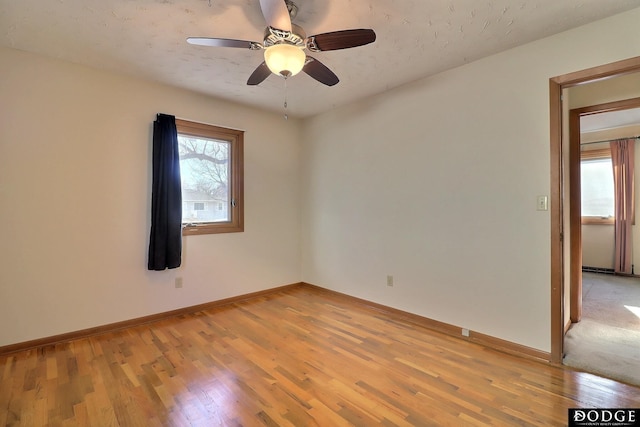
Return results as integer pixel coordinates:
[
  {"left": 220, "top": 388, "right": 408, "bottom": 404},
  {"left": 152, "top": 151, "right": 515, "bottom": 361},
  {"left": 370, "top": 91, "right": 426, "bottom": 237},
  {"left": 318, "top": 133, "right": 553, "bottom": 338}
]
[
  {"left": 300, "top": 8, "right": 640, "bottom": 352},
  {"left": 570, "top": 72, "right": 640, "bottom": 109},
  {"left": 582, "top": 225, "right": 615, "bottom": 268},
  {"left": 0, "top": 47, "right": 302, "bottom": 346}
]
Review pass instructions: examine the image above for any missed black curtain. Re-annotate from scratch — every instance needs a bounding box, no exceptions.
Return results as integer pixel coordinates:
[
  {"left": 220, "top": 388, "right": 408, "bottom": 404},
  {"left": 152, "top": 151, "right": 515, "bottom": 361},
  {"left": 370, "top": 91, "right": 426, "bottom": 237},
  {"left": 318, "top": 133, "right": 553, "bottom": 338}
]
[{"left": 148, "top": 113, "right": 182, "bottom": 270}]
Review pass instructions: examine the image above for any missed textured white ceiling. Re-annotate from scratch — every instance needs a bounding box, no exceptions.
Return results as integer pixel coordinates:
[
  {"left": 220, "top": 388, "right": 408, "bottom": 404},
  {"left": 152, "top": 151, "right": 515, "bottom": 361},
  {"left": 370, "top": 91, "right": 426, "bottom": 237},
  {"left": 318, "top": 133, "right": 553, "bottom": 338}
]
[{"left": 1, "top": 0, "right": 639, "bottom": 118}]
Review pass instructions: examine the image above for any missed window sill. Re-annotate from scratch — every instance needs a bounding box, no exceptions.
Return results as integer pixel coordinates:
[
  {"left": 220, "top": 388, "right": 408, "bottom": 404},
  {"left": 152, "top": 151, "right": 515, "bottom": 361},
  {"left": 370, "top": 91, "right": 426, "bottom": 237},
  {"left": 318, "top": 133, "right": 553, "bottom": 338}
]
[
  {"left": 581, "top": 217, "right": 614, "bottom": 225},
  {"left": 182, "top": 223, "right": 244, "bottom": 235}
]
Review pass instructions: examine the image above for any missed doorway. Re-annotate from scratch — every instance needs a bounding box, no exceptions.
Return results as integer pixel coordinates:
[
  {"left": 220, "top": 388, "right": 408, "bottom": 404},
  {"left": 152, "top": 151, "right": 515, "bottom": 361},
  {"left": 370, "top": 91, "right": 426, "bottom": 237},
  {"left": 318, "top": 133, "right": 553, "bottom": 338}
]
[
  {"left": 560, "top": 97, "right": 640, "bottom": 384},
  {"left": 549, "top": 56, "right": 640, "bottom": 364},
  {"left": 568, "top": 99, "right": 640, "bottom": 323}
]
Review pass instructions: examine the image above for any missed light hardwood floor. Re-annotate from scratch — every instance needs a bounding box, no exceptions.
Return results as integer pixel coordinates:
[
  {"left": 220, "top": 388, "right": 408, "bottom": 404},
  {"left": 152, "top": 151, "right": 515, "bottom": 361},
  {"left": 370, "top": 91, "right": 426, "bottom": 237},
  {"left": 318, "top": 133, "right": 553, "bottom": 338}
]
[{"left": 1, "top": 285, "right": 639, "bottom": 426}]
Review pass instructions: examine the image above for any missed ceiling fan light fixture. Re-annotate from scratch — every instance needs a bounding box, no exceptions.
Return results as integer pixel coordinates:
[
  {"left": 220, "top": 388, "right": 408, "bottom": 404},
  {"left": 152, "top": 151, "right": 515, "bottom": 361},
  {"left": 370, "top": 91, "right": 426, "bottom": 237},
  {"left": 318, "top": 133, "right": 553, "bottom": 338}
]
[{"left": 264, "top": 44, "right": 306, "bottom": 77}]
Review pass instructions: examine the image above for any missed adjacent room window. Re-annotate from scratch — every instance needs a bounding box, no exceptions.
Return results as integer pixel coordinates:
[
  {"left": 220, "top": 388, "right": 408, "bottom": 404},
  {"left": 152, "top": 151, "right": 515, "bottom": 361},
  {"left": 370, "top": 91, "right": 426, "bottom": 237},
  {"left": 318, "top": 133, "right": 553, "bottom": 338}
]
[
  {"left": 581, "top": 148, "right": 614, "bottom": 224},
  {"left": 176, "top": 119, "right": 244, "bottom": 235}
]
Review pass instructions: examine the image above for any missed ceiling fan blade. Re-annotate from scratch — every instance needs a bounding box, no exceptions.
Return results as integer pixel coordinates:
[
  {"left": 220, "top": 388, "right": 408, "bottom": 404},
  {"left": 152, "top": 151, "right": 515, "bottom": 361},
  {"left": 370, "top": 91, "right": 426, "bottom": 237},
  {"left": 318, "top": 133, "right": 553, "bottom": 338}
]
[
  {"left": 259, "top": 0, "right": 292, "bottom": 32},
  {"left": 307, "top": 29, "right": 376, "bottom": 52},
  {"left": 303, "top": 57, "right": 339, "bottom": 86},
  {"left": 187, "top": 37, "right": 257, "bottom": 49},
  {"left": 247, "top": 62, "right": 272, "bottom": 85}
]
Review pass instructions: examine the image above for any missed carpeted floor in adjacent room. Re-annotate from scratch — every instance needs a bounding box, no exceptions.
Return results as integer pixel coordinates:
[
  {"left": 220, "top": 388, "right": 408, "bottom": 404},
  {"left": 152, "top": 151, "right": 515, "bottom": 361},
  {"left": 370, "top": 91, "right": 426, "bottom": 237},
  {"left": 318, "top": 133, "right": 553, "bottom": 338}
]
[{"left": 563, "top": 272, "right": 640, "bottom": 387}]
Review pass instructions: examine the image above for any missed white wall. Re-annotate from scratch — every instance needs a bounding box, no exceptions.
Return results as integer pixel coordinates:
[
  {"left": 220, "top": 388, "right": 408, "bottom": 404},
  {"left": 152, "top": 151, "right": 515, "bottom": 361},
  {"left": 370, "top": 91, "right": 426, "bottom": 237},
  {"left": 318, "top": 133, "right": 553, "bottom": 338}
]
[
  {"left": 300, "top": 8, "right": 640, "bottom": 352},
  {"left": 0, "top": 47, "right": 302, "bottom": 346}
]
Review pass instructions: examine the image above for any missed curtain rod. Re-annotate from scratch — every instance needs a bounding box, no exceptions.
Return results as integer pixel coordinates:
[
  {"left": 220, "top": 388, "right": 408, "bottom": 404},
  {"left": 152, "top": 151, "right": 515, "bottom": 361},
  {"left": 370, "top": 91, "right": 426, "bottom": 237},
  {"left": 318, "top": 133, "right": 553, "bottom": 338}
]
[{"left": 580, "top": 136, "right": 640, "bottom": 146}]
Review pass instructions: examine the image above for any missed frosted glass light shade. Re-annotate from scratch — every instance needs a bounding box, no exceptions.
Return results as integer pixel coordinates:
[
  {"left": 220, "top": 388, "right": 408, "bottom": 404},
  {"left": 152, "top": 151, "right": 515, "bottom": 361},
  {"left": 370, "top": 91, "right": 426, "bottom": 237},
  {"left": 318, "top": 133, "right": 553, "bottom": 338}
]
[{"left": 264, "top": 44, "right": 306, "bottom": 77}]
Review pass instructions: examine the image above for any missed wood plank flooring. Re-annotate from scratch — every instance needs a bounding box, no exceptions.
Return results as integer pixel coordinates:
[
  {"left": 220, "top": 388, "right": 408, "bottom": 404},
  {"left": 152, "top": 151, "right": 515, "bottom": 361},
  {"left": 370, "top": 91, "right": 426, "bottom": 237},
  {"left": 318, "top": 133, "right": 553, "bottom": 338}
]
[{"left": 1, "top": 284, "right": 639, "bottom": 426}]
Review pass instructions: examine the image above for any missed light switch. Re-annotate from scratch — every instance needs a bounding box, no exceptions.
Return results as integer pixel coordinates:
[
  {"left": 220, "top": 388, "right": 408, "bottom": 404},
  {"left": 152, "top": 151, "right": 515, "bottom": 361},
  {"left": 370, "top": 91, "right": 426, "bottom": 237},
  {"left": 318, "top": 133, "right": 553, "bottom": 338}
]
[{"left": 537, "top": 195, "right": 548, "bottom": 211}]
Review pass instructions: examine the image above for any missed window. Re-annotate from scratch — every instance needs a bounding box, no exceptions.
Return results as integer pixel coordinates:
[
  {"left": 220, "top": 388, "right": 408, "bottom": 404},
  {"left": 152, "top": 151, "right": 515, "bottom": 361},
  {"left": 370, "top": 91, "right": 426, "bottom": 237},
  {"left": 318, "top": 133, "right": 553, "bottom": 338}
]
[
  {"left": 176, "top": 119, "right": 244, "bottom": 235},
  {"left": 581, "top": 148, "right": 614, "bottom": 224}
]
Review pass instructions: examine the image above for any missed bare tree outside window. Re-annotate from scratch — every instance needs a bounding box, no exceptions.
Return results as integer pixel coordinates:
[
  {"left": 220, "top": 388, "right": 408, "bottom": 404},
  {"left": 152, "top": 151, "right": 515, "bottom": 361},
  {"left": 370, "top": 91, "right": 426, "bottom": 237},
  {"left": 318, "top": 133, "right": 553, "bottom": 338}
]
[{"left": 179, "top": 135, "right": 230, "bottom": 223}]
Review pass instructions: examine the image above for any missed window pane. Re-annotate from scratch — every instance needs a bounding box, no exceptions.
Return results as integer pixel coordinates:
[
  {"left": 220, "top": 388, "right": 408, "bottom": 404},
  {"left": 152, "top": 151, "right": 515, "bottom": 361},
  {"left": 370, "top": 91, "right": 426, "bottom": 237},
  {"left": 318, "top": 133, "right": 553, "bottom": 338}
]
[
  {"left": 178, "top": 135, "right": 230, "bottom": 223},
  {"left": 581, "top": 158, "right": 614, "bottom": 218}
]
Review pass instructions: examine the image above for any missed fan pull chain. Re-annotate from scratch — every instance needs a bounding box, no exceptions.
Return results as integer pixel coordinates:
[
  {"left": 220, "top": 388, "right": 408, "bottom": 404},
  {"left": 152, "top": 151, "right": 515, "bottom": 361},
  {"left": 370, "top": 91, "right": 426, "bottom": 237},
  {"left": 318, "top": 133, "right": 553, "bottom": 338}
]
[{"left": 283, "top": 77, "right": 289, "bottom": 120}]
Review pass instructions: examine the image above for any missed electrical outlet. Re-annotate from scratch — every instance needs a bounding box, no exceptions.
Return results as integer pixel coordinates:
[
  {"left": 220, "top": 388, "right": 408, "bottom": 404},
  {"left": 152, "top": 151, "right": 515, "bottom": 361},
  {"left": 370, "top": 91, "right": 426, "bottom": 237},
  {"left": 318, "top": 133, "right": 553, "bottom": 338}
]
[
  {"left": 175, "top": 277, "right": 183, "bottom": 288},
  {"left": 387, "top": 275, "right": 394, "bottom": 287}
]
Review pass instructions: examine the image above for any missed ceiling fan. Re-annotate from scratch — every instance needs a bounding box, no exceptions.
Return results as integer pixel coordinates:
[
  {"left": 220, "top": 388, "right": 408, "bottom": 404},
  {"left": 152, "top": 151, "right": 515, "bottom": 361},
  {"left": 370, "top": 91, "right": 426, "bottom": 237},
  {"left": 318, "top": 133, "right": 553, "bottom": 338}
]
[{"left": 187, "top": 0, "right": 376, "bottom": 86}]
